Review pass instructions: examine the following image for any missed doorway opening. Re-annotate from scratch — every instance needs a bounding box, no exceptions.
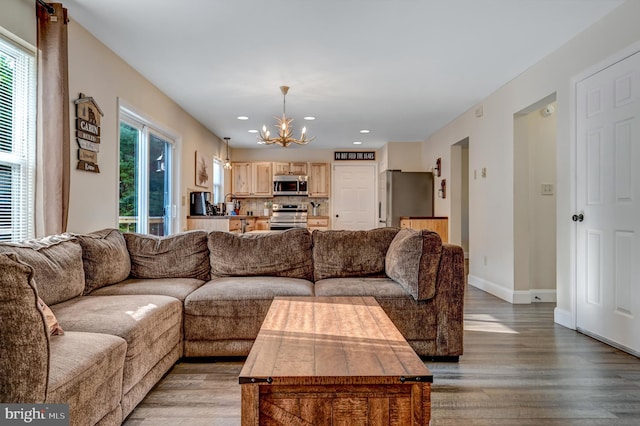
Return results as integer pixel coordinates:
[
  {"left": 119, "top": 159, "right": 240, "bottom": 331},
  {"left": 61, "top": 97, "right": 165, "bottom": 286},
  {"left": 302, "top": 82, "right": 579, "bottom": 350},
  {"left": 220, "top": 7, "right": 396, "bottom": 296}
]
[
  {"left": 513, "top": 93, "right": 557, "bottom": 303},
  {"left": 450, "top": 138, "right": 469, "bottom": 256},
  {"left": 451, "top": 138, "right": 470, "bottom": 279}
]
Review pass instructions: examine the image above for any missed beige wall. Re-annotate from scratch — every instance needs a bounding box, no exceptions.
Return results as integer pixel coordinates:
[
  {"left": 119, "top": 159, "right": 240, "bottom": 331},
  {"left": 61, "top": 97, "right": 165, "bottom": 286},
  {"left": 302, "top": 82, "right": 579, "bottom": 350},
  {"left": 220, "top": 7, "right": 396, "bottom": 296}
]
[
  {"left": 381, "top": 142, "right": 426, "bottom": 172},
  {"left": 0, "top": 0, "right": 35, "bottom": 47},
  {"left": 421, "top": 0, "right": 640, "bottom": 323},
  {"left": 230, "top": 148, "right": 334, "bottom": 163},
  {"left": 1, "top": 2, "right": 226, "bottom": 234}
]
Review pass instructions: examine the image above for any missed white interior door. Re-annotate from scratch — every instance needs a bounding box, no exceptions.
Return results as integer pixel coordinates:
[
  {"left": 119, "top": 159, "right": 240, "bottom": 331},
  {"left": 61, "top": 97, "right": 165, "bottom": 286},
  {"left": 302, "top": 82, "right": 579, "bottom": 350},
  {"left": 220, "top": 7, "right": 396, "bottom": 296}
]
[
  {"left": 576, "top": 50, "right": 640, "bottom": 354},
  {"left": 332, "top": 164, "right": 376, "bottom": 230}
]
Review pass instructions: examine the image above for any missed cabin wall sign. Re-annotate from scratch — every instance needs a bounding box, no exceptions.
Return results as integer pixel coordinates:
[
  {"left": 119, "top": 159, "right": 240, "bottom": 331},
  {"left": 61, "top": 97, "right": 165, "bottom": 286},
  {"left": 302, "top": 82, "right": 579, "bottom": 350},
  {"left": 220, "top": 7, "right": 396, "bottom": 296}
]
[{"left": 74, "top": 93, "right": 103, "bottom": 173}]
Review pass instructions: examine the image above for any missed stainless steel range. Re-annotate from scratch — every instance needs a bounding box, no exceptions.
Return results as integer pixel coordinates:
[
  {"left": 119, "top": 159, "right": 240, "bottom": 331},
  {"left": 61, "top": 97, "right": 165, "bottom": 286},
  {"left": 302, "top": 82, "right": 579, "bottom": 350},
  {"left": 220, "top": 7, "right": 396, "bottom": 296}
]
[{"left": 270, "top": 203, "right": 308, "bottom": 231}]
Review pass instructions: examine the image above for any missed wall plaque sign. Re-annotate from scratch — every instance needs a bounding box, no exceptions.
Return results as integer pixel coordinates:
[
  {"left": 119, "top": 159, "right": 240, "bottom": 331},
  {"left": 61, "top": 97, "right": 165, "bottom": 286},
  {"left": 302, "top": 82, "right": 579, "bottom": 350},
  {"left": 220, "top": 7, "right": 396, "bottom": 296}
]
[
  {"left": 334, "top": 151, "right": 376, "bottom": 161},
  {"left": 74, "top": 93, "right": 103, "bottom": 173}
]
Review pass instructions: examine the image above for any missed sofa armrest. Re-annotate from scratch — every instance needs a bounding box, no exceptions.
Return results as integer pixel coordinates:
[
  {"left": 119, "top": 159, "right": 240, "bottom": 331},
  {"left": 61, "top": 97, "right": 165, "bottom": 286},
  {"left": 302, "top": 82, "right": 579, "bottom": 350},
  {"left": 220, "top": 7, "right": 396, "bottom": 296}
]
[
  {"left": 432, "top": 243, "right": 466, "bottom": 356},
  {"left": 0, "top": 253, "right": 49, "bottom": 403}
]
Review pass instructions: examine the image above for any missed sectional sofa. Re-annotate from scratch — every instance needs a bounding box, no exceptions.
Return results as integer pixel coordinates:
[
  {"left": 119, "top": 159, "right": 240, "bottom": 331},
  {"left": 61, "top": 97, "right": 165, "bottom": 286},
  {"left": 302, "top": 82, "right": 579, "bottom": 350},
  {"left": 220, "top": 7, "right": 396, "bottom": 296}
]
[{"left": 0, "top": 227, "right": 465, "bottom": 425}]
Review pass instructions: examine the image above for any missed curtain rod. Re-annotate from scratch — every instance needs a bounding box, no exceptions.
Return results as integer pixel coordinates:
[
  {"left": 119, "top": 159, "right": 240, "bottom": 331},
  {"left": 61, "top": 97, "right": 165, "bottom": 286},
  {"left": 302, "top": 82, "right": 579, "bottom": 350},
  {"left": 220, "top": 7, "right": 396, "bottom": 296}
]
[{"left": 37, "top": 0, "right": 55, "bottom": 15}]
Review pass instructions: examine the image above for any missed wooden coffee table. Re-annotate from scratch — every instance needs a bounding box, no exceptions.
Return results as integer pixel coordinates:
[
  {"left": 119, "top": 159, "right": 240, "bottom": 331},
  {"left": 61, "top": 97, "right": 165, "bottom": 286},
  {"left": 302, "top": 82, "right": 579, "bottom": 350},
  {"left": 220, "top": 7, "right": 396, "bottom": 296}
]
[{"left": 239, "top": 296, "right": 432, "bottom": 425}]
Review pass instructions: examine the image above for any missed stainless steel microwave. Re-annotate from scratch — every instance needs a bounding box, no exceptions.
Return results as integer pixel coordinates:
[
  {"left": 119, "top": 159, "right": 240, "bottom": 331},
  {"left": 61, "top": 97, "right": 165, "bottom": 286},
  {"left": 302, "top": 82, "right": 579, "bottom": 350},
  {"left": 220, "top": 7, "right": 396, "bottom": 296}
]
[{"left": 273, "top": 175, "right": 308, "bottom": 196}]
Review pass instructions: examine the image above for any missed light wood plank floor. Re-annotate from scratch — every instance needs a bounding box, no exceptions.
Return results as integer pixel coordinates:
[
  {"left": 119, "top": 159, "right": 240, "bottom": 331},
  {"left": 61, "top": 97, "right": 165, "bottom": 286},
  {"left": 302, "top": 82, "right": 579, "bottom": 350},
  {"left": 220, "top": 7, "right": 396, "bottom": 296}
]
[{"left": 124, "top": 286, "right": 640, "bottom": 425}]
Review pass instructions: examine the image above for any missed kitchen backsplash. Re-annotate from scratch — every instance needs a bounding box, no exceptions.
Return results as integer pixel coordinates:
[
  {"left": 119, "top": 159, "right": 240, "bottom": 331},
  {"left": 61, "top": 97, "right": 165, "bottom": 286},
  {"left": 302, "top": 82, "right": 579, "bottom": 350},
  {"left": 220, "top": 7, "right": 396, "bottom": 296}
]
[{"left": 237, "top": 197, "right": 330, "bottom": 217}]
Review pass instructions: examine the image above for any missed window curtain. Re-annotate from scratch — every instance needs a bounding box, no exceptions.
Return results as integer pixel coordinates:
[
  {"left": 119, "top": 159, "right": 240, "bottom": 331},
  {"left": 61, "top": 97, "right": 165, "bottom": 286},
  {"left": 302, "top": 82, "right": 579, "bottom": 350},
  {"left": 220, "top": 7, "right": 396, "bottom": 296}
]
[{"left": 36, "top": 2, "right": 70, "bottom": 237}]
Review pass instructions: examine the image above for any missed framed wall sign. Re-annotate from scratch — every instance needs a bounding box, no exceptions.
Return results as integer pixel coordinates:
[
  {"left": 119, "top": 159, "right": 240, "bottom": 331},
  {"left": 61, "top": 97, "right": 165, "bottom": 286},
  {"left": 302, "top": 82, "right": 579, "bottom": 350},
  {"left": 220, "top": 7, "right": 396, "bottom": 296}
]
[{"left": 334, "top": 151, "right": 376, "bottom": 161}]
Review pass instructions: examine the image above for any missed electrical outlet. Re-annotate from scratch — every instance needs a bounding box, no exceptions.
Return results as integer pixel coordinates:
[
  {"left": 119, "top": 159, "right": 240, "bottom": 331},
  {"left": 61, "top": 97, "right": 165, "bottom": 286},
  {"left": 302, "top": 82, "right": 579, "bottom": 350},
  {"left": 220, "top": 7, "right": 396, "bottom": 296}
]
[
  {"left": 541, "top": 183, "right": 554, "bottom": 195},
  {"left": 483, "top": 256, "right": 488, "bottom": 266},
  {"left": 481, "top": 168, "right": 487, "bottom": 178}
]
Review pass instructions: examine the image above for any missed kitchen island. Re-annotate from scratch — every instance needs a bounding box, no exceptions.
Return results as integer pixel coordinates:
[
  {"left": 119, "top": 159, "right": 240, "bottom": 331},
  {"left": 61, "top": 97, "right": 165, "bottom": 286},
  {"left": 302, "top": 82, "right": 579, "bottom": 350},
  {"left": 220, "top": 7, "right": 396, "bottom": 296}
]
[{"left": 400, "top": 216, "right": 448, "bottom": 242}]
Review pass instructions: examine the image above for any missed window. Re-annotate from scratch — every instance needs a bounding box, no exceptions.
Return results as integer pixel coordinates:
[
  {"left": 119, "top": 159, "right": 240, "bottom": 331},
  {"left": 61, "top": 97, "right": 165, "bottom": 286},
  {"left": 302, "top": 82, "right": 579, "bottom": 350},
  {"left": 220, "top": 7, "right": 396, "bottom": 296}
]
[
  {"left": 213, "top": 157, "right": 223, "bottom": 204},
  {"left": 0, "top": 34, "right": 36, "bottom": 242},
  {"left": 119, "top": 107, "right": 175, "bottom": 236}
]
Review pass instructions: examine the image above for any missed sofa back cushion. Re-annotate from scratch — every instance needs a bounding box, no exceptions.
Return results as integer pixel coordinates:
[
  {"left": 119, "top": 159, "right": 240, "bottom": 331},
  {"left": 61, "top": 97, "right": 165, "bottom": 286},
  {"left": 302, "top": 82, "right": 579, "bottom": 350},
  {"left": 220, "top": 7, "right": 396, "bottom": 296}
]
[
  {"left": 125, "top": 230, "right": 210, "bottom": 280},
  {"left": 76, "top": 228, "right": 131, "bottom": 294},
  {"left": 312, "top": 228, "right": 400, "bottom": 281},
  {"left": 208, "top": 228, "right": 313, "bottom": 280},
  {"left": 385, "top": 228, "right": 442, "bottom": 301},
  {"left": 0, "top": 253, "right": 49, "bottom": 403},
  {"left": 0, "top": 234, "right": 85, "bottom": 305}
]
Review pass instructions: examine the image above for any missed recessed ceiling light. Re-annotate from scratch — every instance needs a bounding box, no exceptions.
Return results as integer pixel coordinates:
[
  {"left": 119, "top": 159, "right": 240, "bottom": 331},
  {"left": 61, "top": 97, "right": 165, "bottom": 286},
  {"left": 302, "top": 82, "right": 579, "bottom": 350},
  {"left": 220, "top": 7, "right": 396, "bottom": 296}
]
[
  {"left": 248, "top": 129, "right": 258, "bottom": 133},
  {"left": 303, "top": 116, "right": 316, "bottom": 121},
  {"left": 237, "top": 116, "right": 249, "bottom": 120},
  {"left": 353, "top": 141, "right": 363, "bottom": 145},
  {"left": 359, "top": 129, "right": 370, "bottom": 134}
]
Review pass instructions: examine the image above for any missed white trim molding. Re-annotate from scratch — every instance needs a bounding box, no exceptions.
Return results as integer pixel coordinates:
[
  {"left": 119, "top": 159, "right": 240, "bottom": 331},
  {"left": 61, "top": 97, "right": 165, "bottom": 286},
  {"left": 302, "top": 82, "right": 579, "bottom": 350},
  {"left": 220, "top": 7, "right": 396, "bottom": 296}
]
[{"left": 469, "top": 275, "right": 557, "bottom": 304}]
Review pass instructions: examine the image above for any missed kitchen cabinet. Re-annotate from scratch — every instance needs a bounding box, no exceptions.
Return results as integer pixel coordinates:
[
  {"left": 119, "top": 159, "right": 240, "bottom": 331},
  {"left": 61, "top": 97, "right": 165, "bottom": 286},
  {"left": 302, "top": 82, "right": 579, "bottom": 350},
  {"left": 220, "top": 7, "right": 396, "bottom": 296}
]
[
  {"left": 229, "top": 218, "right": 243, "bottom": 233},
  {"left": 255, "top": 217, "right": 270, "bottom": 230},
  {"left": 273, "top": 162, "right": 307, "bottom": 176},
  {"left": 400, "top": 217, "right": 448, "bottom": 243},
  {"left": 308, "top": 162, "right": 330, "bottom": 198},
  {"left": 307, "top": 216, "right": 329, "bottom": 231},
  {"left": 231, "top": 162, "right": 273, "bottom": 197}
]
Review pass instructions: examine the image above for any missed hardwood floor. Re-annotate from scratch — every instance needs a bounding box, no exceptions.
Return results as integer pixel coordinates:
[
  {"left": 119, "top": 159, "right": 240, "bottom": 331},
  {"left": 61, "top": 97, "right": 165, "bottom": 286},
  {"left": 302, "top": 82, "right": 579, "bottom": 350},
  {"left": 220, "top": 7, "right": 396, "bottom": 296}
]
[{"left": 124, "top": 286, "right": 640, "bottom": 425}]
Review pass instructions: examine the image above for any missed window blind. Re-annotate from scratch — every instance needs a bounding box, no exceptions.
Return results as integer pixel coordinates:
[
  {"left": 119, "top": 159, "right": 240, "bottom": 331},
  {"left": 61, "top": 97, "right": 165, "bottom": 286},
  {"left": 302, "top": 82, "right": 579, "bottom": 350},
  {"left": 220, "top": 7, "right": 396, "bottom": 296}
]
[{"left": 0, "top": 35, "right": 36, "bottom": 242}]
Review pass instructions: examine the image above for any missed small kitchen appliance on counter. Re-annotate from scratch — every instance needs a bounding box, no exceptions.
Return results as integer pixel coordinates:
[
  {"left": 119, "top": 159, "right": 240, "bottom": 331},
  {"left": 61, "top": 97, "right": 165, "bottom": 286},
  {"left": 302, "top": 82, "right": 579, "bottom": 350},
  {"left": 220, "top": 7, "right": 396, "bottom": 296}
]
[{"left": 190, "top": 191, "right": 211, "bottom": 216}]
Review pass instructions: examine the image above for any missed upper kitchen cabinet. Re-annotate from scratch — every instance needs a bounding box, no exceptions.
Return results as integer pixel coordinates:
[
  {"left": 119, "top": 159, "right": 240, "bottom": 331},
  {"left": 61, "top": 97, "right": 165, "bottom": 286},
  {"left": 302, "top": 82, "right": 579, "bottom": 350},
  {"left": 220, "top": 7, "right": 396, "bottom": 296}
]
[
  {"left": 232, "top": 162, "right": 273, "bottom": 197},
  {"left": 273, "top": 162, "right": 308, "bottom": 176},
  {"left": 308, "top": 162, "right": 330, "bottom": 198}
]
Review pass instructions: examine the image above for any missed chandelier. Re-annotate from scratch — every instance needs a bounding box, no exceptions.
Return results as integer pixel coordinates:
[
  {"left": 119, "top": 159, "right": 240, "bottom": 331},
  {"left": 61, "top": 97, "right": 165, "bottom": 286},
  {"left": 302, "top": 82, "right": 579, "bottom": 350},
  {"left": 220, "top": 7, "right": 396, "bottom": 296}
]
[{"left": 258, "top": 86, "right": 314, "bottom": 147}]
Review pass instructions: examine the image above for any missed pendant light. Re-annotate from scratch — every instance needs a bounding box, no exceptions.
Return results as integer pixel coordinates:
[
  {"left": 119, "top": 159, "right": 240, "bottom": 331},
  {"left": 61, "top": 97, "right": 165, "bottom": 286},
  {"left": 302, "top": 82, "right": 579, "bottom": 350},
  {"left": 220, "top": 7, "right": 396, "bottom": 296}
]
[{"left": 223, "top": 137, "right": 231, "bottom": 170}]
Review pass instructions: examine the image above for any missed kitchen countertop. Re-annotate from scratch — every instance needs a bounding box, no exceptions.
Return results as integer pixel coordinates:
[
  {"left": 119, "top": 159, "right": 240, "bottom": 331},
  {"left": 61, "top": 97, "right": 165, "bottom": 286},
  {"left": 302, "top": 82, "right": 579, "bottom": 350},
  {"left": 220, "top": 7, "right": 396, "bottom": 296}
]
[
  {"left": 399, "top": 216, "right": 448, "bottom": 219},
  {"left": 187, "top": 215, "right": 270, "bottom": 220}
]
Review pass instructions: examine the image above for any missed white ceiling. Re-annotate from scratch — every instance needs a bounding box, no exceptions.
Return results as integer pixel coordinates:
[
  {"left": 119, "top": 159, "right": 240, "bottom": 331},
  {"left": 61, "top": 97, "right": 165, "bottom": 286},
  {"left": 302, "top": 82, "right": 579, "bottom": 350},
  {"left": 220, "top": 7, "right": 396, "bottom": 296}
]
[{"left": 62, "top": 0, "right": 625, "bottom": 149}]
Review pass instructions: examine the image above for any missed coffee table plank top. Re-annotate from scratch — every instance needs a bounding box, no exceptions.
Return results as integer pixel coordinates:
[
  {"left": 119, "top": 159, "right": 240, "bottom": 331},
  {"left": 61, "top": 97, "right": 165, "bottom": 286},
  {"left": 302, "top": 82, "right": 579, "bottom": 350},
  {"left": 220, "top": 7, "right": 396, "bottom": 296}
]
[{"left": 239, "top": 296, "right": 431, "bottom": 384}]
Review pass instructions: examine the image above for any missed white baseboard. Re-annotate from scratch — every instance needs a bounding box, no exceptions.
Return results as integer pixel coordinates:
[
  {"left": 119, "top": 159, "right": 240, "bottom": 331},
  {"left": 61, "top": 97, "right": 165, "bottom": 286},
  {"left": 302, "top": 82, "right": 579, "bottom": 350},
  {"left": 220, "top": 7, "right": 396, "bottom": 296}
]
[
  {"left": 531, "top": 289, "right": 557, "bottom": 303},
  {"left": 468, "top": 275, "right": 516, "bottom": 303},
  {"left": 554, "top": 307, "right": 575, "bottom": 329},
  {"left": 468, "top": 275, "right": 557, "bottom": 304}
]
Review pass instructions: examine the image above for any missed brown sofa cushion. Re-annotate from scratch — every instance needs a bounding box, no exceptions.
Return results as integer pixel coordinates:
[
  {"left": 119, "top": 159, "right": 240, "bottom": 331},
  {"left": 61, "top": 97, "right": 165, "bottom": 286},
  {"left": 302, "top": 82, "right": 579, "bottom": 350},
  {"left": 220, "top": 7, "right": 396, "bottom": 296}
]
[
  {"left": 76, "top": 228, "right": 131, "bottom": 294},
  {"left": 311, "top": 228, "right": 400, "bottom": 281},
  {"left": 0, "top": 234, "right": 85, "bottom": 305},
  {"left": 0, "top": 253, "right": 49, "bottom": 403},
  {"left": 124, "top": 230, "right": 210, "bottom": 280},
  {"left": 385, "top": 228, "right": 442, "bottom": 301},
  {"left": 208, "top": 228, "right": 313, "bottom": 280}
]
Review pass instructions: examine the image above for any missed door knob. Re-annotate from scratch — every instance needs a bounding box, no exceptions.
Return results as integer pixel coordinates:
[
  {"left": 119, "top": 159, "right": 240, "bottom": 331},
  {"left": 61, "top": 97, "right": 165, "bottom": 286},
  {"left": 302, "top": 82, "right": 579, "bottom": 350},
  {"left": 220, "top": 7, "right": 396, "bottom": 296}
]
[{"left": 572, "top": 213, "right": 584, "bottom": 222}]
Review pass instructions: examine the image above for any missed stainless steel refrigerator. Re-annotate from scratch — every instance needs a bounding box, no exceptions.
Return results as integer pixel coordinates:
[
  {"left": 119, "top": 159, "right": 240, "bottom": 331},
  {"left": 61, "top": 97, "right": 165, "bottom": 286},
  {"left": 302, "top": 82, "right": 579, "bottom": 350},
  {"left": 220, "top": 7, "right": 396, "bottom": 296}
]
[{"left": 378, "top": 170, "right": 434, "bottom": 227}]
